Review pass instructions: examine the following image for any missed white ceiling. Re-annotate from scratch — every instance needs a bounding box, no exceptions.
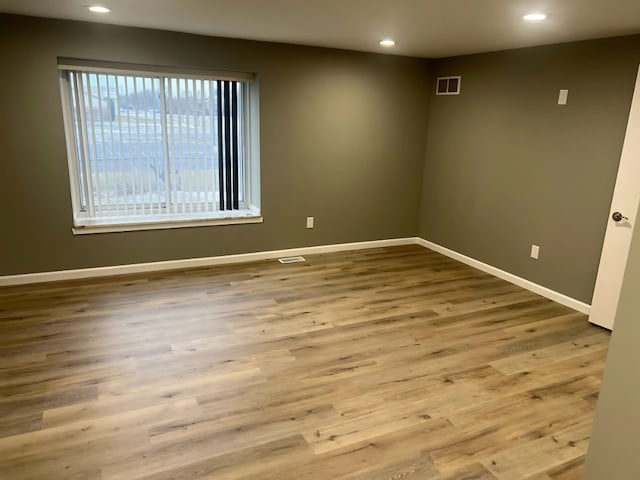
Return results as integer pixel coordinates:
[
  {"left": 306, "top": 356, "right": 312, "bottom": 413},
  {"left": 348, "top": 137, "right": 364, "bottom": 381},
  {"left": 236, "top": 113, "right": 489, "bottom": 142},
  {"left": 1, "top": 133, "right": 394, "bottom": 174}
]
[{"left": 1, "top": 0, "right": 640, "bottom": 58}]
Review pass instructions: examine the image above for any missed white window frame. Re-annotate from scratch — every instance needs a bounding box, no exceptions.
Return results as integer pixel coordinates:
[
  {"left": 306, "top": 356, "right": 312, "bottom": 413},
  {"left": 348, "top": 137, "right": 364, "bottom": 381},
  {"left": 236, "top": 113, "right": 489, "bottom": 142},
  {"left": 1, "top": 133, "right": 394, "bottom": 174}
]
[{"left": 58, "top": 61, "right": 261, "bottom": 234}]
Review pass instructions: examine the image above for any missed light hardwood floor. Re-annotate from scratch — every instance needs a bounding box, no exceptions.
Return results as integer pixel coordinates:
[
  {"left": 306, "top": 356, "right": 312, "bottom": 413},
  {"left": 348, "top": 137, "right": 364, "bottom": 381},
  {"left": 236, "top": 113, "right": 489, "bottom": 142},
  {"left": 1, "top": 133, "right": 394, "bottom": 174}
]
[{"left": 0, "top": 245, "right": 609, "bottom": 480}]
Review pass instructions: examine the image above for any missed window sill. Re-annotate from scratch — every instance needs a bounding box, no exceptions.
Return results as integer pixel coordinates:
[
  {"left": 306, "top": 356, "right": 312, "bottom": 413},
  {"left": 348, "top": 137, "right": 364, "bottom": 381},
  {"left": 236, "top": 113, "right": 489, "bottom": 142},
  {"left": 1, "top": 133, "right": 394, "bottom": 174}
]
[{"left": 72, "top": 212, "right": 263, "bottom": 235}]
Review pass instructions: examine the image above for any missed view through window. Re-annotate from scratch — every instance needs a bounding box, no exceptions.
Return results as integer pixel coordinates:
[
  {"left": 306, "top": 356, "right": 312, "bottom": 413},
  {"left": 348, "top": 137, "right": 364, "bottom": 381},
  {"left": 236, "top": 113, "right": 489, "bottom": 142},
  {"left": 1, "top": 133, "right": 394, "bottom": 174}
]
[{"left": 59, "top": 64, "right": 260, "bottom": 232}]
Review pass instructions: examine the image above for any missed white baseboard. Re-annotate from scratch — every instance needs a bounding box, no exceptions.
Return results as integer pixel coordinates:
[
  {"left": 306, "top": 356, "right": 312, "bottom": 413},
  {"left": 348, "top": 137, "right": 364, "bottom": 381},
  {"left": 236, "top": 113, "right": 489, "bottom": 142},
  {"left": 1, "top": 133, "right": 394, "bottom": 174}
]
[
  {"left": 0, "top": 237, "right": 417, "bottom": 287},
  {"left": 0, "top": 236, "right": 592, "bottom": 315},
  {"left": 415, "top": 238, "right": 591, "bottom": 314}
]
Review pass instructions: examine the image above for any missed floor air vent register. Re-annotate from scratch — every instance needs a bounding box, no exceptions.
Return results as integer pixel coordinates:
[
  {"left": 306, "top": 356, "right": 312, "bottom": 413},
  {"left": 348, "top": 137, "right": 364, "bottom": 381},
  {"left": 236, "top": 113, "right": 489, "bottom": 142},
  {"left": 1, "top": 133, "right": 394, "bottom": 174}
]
[{"left": 278, "top": 256, "right": 306, "bottom": 264}]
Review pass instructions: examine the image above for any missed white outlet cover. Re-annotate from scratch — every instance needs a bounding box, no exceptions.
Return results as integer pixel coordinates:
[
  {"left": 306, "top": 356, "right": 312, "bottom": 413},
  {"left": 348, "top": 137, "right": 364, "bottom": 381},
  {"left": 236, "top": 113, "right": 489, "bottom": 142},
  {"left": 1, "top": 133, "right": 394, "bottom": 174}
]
[
  {"left": 558, "top": 89, "right": 569, "bottom": 105},
  {"left": 306, "top": 217, "right": 314, "bottom": 228},
  {"left": 531, "top": 244, "right": 540, "bottom": 259}
]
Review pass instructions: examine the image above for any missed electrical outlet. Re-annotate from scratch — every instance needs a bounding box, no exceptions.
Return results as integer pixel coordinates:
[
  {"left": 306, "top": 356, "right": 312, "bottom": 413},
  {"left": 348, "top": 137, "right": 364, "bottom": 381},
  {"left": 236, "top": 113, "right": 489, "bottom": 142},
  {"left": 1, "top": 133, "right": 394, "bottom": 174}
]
[
  {"left": 306, "top": 216, "right": 314, "bottom": 229},
  {"left": 531, "top": 244, "right": 540, "bottom": 260},
  {"left": 558, "top": 89, "right": 569, "bottom": 105}
]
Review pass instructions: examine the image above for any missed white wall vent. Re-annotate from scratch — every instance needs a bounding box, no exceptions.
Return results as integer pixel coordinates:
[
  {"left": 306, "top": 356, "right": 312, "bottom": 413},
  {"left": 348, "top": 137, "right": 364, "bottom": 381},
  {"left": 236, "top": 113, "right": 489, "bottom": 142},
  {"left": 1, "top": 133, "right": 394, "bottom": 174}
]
[
  {"left": 278, "top": 256, "right": 306, "bottom": 264},
  {"left": 436, "top": 76, "right": 461, "bottom": 95}
]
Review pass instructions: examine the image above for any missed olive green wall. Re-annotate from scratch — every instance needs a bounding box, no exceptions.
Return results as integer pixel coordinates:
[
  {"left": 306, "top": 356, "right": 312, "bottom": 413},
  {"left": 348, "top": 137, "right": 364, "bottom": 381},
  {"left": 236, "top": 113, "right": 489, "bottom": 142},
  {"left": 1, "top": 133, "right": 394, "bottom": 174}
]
[
  {"left": 583, "top": 207, "right": 640, "bottom": 479},
  {"left": 419, "top": 35, "right": 640, "bottom": 303},
  {"left": 3, "top": 13, "right": 640, "bottom": 307},
  {"left": 0, "top": 14, "right": 430, "bottom": 275}
]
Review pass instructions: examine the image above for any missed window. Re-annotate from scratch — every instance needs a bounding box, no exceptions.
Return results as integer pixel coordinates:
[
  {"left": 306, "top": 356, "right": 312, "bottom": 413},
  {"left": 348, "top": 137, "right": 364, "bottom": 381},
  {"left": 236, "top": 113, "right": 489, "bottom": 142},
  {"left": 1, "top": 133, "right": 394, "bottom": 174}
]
[{"left": 58, "top": 61, "right": 260, "bottom": 234}]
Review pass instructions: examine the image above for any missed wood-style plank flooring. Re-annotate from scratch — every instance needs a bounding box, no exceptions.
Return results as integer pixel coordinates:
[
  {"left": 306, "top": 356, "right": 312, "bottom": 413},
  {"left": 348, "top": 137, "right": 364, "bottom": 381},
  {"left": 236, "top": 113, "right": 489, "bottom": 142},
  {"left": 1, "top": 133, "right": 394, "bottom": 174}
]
[{"left": 0, "top": 245, "right": 609, "bottom": 479}]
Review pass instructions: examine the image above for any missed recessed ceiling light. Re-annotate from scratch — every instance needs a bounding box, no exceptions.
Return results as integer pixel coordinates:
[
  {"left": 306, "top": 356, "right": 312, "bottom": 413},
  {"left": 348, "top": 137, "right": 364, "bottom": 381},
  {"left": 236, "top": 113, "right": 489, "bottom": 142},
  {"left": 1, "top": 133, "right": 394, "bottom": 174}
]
[
  {"left": 87, "top": 5, "right": 111, "bottom": 13},
  {"left": 379, "top": 39, "right": 396, "bottom": 47},
  {"left": 523, "top": 13, "right": 547, "bottom": 21}
]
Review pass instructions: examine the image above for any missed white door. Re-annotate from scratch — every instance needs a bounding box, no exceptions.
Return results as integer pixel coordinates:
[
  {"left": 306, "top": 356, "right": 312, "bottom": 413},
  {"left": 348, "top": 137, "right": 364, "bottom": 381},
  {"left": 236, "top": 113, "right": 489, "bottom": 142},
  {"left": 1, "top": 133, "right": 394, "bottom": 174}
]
[{"left": 590, "top": 65, "right": 640, "bottom": 330}]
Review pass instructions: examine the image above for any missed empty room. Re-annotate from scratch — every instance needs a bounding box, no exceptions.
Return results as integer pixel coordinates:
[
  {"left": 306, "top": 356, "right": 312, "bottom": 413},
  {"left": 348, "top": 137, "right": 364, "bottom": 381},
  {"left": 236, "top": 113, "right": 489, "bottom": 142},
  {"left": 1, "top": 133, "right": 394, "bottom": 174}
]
[{"left": 2, "top": 1, "right": 640, "bottom": 479}]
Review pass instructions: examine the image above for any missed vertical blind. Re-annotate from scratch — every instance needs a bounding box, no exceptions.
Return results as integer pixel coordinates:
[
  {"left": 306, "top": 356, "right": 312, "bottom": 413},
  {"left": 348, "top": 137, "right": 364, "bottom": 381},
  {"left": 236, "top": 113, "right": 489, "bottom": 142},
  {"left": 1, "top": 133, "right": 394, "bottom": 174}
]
[
  {"left": 217, "top": 80, "right": 240, "bottom": 211},
  {"left": 62, "top": 68, "right": 246, "bottom": 223}
]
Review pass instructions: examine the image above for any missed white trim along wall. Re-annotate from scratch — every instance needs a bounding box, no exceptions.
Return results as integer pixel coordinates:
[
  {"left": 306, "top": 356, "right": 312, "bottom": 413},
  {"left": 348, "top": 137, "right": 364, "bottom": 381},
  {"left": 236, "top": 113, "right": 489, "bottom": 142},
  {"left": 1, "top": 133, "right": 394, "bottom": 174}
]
[
  {"left": 415, "top": 239, "right": 590, "bottom": 314},
  {"left": 0, "top": 237, "right": 590, "bottom": 314}
]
